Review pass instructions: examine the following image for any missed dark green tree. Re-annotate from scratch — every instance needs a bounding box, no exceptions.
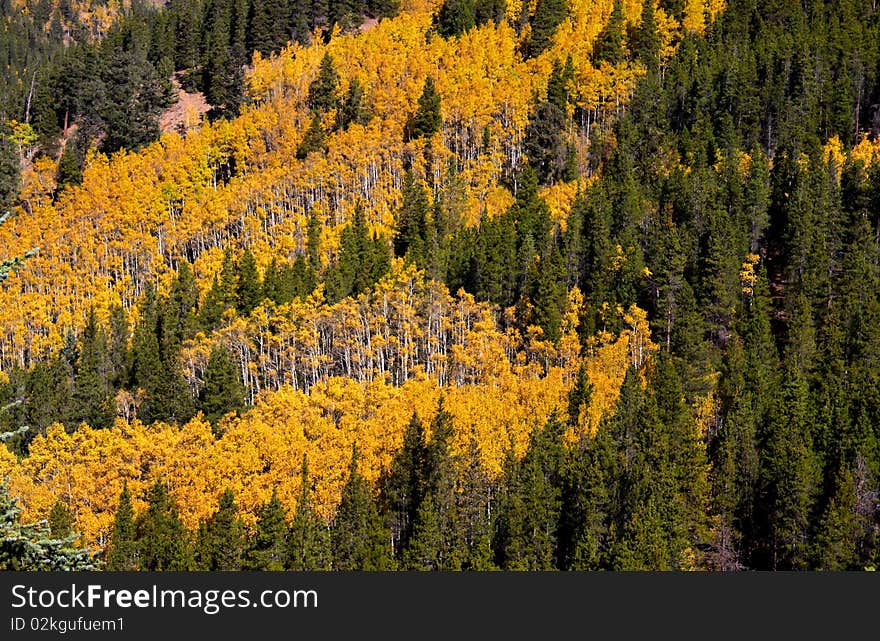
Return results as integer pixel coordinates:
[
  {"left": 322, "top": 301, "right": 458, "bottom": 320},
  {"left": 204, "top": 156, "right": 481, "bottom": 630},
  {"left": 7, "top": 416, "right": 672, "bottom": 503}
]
[
  {"left": 435, "top": 0, "right": 475, "bottom": 39},
  {"left": 236, "top": 249, "right": 263, "bottom": 315},
  {"left": 407, "top": 76, "right": 442, "bottom": 140},
  {"left": 48, "top": 500, "right": 74, "bottom": 538},
  {"left": 106, "top": 482, "right": 138, "bottom": 571},
  {"left": 592, "top": 0, "right": 625, "bottom": 65},
  {"left": 247, "top": 489, "right": 289, "bottom": 570},
  {"left": 296, "top": 114, "right": 328, "bottom": 159},
  {"left": 195, "top": 489, "right": 246, "bottom": 570},
  {"left": 523, "top": 0, "right": 567, "bottom": 59},
  {"left": 199, "top": 343, "right": 247, "bottom": 425},
  {"left": 288, "top": 455, "right": 332, "bottom": 570},
  {"left": 135, "top": 480, "right": 192, "bottom": 571},
  {"left": 331, "top": 444, "right": 394, "bottom": 570},
  {"left": 307, "top": 53, "right": 340, "bottom": 113}
]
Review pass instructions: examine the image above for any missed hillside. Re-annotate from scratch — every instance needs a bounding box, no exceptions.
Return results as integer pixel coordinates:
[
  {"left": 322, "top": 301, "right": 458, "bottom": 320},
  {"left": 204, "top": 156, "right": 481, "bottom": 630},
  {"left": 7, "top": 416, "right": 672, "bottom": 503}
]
[{"left": 1, "top": 0, "right": 879, "bottom": 572}]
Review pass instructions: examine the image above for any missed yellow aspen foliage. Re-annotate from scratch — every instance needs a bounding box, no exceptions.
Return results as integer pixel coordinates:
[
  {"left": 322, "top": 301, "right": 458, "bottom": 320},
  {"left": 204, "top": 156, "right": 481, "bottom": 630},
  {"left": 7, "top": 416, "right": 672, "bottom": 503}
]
[
  {"left": 1, "top": 308, "right": 649, "bottom": 547},
  {"left": 850, "top": 135, "right": 880, "bottom": 166},
  {"left": 0, "top": 2, "right": 709, "bottom": 364}
]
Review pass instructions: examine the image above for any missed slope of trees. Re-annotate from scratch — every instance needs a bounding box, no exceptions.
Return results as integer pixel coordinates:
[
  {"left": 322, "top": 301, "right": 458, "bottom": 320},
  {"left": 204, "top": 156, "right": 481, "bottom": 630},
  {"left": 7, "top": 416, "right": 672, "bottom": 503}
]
[{"left": 1, "top": 0, "right": 879, "bottom": 571}]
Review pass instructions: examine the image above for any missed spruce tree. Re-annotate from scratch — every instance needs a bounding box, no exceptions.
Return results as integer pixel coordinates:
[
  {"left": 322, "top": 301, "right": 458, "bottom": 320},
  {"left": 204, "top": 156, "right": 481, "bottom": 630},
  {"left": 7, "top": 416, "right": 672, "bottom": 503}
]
[
  {"left": 404, "top": 401, "right": 462, "bottom": 570},
  {"left": 296, "top": 114, "right": 328, "bottom": 159},
  {"left": 523, "top": 0, "right": 567, "bottom": 59},
  {"left": 307, "top": 53, "right": 340, "bottom": 113},
  {"left": 331, "top": 444, "right": 394, "bottom": 570},
  {"left": 48, "top": 500, "right": 74, "bottom": 538},
  {"left": 336, "top": 78, "right": 371, "bottom": 129},
  {"left": 135, "top": 480, "right": 193, "bottom": 571},
  {"left": 592, "top": 0, "right": 626, "bottom": 65},
  {"left": 289, "top": 456, "right": 332, "bottom": 570},
  {"left": 106, "top": 482, "right": 138, "bottom": 571},
  {"left": 199, "top": 343, "right": 247, "bottom": 425},
  {"left": 236, "top": 249, "right": 263, "bottom": 315},
  {"left": 383, "top": 412, "right": 427, "bottom": 557},
  {"left": 408, "top": 76, "right": 442, "bottom": 140},
  {"left": 71, "top": 306, "right": 114, "bottom": 429},
  {"left": 634, "top": 0, "right": 660, "bottom": 70},
  {"left": 247, "top": 489, "right": 289, "bottom": 570},
  {"left": 0, "top": 481, "right": 98, "bottom": 570},
  {"left": 195, "top": 489, "right": 246, "bottom": 570},
  {"left": 435, "top": 0, "right": 476, "bottom": 39}
]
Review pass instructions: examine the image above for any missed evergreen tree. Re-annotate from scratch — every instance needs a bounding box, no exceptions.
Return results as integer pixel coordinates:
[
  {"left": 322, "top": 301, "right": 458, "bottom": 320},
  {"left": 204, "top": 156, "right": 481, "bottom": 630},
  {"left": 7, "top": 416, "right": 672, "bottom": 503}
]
[
  {"left": 757, "top": 365, "right": 820, "bottom": 570},
  {"left": 296, "top": 114, "right": 328, "bottom": 159},
  {"left": 495, "top": 413, "right": 566, "bottom": 569},
  {"left": 407, "top": 76, "right": 442, "bottom": 140},
  {"left": 403, "top": 401, "right": 462, "bottom": 570},
  {"left": 48, "top": 500, "right": 74, "bottom": 538},
  {"left": 634, "top": 0, "right": 660, "bottom": 70},
  {"left": 336, "top": 78, "right": 371, "bottom": 129},
  {"left": 247, "top": 489, "right": 289, "bottom": 570},
  {"left": 71, "top": 307, "right": 114, "bottom": 429},
  {"left": 592, "top": 0, "right": 626, "bottom": 65},
  {"left": 393, "top": 172, "right": 431, "bottom": 267},
  {"left": 435, "top": 0, "right": 476, "bottom": 39},
  {"left": 325, "top": 204, "right": 390, "bottom": 302},
  {"left": 331, "top": 444, "right": 394, "bottom": 570},
  {"left": 523, "top": 0, "right": 567, "bottom": 59},
  {"left": 195, "top": 489, "right": 246, "bottom": 570},
  {"left": 0, "top": 481, "right": 98, "bottom": 570},
  {"left": 135, "top": 480, "right": 192, "bottom": 571},
  {"left": 289, "top": 455, "right": 332, "bottom": 570},
  {"left": 0, "top": 133, "right": 20, "bottom": 209},
  {"left": 199, "top": 343, "right": 247, "bottom": 425},
  {"left": 106, "top": 482, "right": 138, "bottom": 571},
  {"left": 165, "top": 262, "right": 200, "bottom": 346},
  {"left": 307, "top": 53, "right": 340, "bottom": 113},
  {"left": 383, "top": 412, "right": 427, "bottom": 557},
  {"left": 236, "top": 249, "right": 263, "bottom": 315}
]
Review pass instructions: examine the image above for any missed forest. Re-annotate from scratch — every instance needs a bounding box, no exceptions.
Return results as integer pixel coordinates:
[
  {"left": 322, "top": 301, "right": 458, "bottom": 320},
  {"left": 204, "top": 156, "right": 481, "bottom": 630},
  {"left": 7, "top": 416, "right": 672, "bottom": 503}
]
[{"left": 0, "top": 0, "right": 878, "bottom": 571}]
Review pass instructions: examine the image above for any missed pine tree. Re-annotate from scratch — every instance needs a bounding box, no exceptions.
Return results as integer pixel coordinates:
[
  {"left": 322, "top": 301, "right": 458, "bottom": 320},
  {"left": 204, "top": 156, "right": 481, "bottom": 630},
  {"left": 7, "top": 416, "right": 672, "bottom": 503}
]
[
  {"left": 337, "top": 78, "right": 371, "bottom": 129},
  {"left": 165, "top": 262, "right": 200, "bottom": 346},
  {"left": 404, "top": 401, "right": 462, "bottom": 570},
  {"left": 236, "top": 249, "right": 263, "bottom": 315},
  {"left": 71, "top": 307, "right": 114, "bottom": 429},
  {"left": 195, "top": 489, "right": 246, "bottom": 570},
  {"left": 592, "top": 0, "right": 626, "bottom": 65},
  {"left": 567, "top": 363, "right": 593, "bottom": 428},
  {"left": 0, "top": 132, "right": 20, "bottom": 209},
  {"left": 634, "top": 0, "right": 660, "bottom": 71},
  {"left": 48, "top": 500, "right": 74, "bottom": 538},
  {"left": 106, "top": 482, "right": 138, "bottom": 571},
  {"left": 107, "top": 304, "right": 130, "bottom": 388},
  {"left": 408, "top": 77, "right": 442, "bottom": 140},
  {"left": 0, "top": 481, "right": 98, "bottom": 570},
  {"left": 289, "top": 456, "right": 332, "bottom": 570},
  {"left": 296, "top": 114, "right": 328, "bottom": 159},
  {"left": 435, "top": 0, "right": 475, "bottom": 39},
  {"left": 545, "top": 57, "right": 573, "bottom": 113},
  {"left": 383, "top": 412, "right": 427, "bottom": 557},
  {"left": 496, "top": 413, "right": 566, "bottom": 570},
  {"left": 199, "top": 343, "right": 246, "bottom": 425},
  {"left": 135, "top": 480, "right": 192, "bottom": 571},
  {"left": 758, "top": 365, "right": 820, "bottom": 570},
  {"left": 393, "top": 172, "right": 431, "bottom": 267},
  {"left": 247, "top": 489, "right": 289, "bottom": 570},
  {"left": 523, "top": 0, "right": 567, "bottom": 59},
  {"left": 331, "top": 444, "right": 394, "bottom": 570},
  {"left": 307, "top": 53, "right": 340, "bottom": 113}
]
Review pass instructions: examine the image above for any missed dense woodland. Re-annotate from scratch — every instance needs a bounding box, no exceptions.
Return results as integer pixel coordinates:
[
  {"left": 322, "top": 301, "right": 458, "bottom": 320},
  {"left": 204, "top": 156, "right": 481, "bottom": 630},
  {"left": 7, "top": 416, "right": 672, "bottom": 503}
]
[{"left": 1, "top": 0, "right": 879, "bottom": 571}]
